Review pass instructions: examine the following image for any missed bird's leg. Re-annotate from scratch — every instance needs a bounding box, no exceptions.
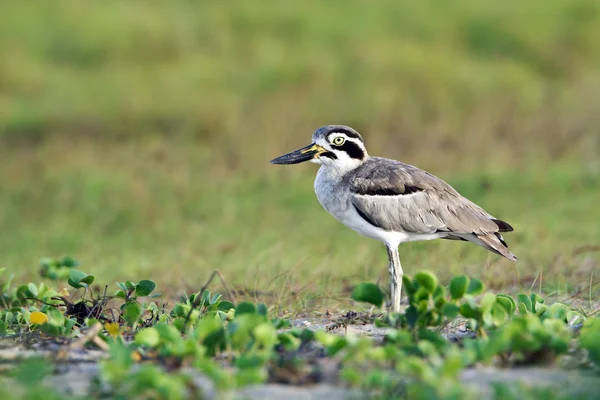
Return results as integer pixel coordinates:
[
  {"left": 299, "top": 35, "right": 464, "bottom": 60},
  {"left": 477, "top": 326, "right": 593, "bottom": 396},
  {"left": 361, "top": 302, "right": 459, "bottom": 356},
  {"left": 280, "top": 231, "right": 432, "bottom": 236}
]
[{"left": 386, "top": 245, "right": 403, "bottom": 313}]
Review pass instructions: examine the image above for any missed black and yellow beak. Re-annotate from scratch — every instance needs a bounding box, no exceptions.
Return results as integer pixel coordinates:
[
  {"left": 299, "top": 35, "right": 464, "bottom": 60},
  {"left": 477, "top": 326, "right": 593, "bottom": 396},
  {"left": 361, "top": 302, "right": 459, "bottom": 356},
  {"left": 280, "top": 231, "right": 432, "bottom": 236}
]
[{"left": 269, "top": 143, "right": 326, "bottom": 165}]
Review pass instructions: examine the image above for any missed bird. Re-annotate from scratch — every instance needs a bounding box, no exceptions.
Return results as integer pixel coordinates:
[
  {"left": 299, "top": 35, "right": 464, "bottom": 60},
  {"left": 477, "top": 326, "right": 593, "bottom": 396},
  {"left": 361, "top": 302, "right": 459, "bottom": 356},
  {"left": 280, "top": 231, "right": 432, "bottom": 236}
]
[{"left": 270, "top": 125, "right": 517, "bottom": 313}]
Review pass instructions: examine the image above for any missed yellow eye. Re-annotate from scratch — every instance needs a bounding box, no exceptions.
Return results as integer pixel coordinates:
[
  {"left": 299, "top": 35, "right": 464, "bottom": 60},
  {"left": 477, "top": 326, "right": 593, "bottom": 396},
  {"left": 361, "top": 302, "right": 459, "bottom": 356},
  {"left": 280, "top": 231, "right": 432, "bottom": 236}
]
[{"left": 332, "top": 136, "right": 345, "bottom": 146}]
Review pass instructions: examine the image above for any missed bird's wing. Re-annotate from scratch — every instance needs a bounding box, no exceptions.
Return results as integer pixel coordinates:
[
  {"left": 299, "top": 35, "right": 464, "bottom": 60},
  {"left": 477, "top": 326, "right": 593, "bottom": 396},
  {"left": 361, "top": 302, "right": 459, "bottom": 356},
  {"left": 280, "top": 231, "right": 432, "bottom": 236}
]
[{"left": 346, "top": 158, "right": 510, "bottom": 236}]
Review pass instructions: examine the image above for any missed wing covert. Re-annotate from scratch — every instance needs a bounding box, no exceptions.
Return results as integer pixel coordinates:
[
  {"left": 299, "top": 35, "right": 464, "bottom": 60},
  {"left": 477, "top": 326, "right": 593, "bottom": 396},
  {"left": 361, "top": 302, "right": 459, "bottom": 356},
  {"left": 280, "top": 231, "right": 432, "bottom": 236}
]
[{"left": 345, "top": 158, "right": 500, "bottom": 235}]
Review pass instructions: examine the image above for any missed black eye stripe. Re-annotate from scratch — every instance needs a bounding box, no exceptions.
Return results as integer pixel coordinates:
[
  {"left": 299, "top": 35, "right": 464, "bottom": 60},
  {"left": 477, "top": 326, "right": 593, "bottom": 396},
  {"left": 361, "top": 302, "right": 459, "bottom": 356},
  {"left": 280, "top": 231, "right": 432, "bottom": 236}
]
[{"left": 337, "top": 141, "right": 365, "bottom": 160}]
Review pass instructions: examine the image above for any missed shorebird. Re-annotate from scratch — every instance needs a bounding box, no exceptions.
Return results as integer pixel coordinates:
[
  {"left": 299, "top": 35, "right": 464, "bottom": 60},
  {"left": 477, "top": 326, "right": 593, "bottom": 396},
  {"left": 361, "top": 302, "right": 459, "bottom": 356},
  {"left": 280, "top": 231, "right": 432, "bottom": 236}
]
[{"left": 270, "top": 125, "right": 517, "bottom": 312}]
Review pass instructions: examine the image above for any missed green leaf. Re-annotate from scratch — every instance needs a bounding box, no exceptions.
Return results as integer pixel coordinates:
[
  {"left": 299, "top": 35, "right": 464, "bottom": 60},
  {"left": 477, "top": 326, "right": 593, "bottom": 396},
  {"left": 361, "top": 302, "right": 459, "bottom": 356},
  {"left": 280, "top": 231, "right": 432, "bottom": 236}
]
[
  {"left": 480, "top": 292, "right": 496, "bottom": 313},
  {"left": 459, "top": 304, "right": 480, "bottom": 320},
  {"left": 415, "top": 272, "right": 438, "bottom": 293},
  {"left": 272, "top": 318, "right": 291, "bottom": 330},
  {"left": 467, "top": 278, "right": 484, "bottom": 295},
  {"left": 402, "top": 276, "right": 416, "bottom": 296},
  {"left": 172, "top": 303, "right": 190, "bottom": 317},
  {"left": 69, "top": 269, "right": 87, "bottom": 283},
  {"left": 256, "top": 303, "right": 268, "bottom": 316},
  {"left": 135, "top": 327, "right": 160, "bottom": 347},
  {"left": 235, "top": 367, "right": 267, "bottom": 386},
  {"left": 253, "top": 323, "right": 278, "bottom": 347},
  {"left": 123, "top": 302, "right": 142, "bottom": 327},
  {"left": 516, "top": 294, "right": 532, "bottom": 313},
  {"left": 155, "top": 323, "right": 183, "bottom": 343},
  {"left": 517, "top": 302, "right": 529, "bottom": 315},
  {"left": 535, "top": 304, "right": 548, "bottom": 316},
  {"left": 217, "top": 301, "right": 234, "bottom": 312},
  {"left": 566, "top": 310, "right": 583, "bottom": 325},
  {"left": 201, "top": 327, "right": 227, "bottom": 355},
  {"left": 405, "top": 305, "right": 419, "bottom": 327},
  {"left": 68, "top": 269, "right": 89, "bottom": 288},
  {"left": 549, "top": 303, "right": 567, "bottom": 321},
  {"left": 114, "top": 290, "right": 127, "bottom": 299},
  {"left": 236, "top": 302, "right": 257, "bottom": 315},
  {"left": 210, "top": 293, "right": 222, "bottom": 305},
  {"left": 16, "top": 285, "right": 34, "bottom": 299},
  {"left": 67, "top": 279, "right": 81, "bottom": 289},
  {"left": 490, "top": 303, "right": 508, "bottom": 326},
  {"left": 299, "top": 328, "right": 315, "bottom": 343},
  {"left": 172, "top": 317, "right": 187, "bottom": 332},
  {"left": 278, "top": 333, "right": 301, "bottom": 351},
  {"left": 432, "top": 285, "right": 445, "bottom": 300},
  {"left": 441, "top": 303, "right": 460, "bottom": 318},
  {"left": 530, "top": 293, "right": 545, "bottom": 305},
  {"left": 580, "top": 318, "right": 600, "bottom": 366},
  {"left": 434, "top": 295, "right": 446, "bottom": 309},
  {"left": 124, "top": 281, "right": 136, "bottom": 290},
  {"left": 68, "top": 270, "right": 93, "bottom": 288},
  {"left": 80, "top": 275, "right": 95, "bottom": 286},
  {"left": 235, "top": 353, "right": 267, "bottom": 369},
  {"left": 351, "top": 283, "right": 384, "bottom": 307},
  {"left": 529, "top": 293, "right": 545, "bottom": 313},
  {"left": 414, "top": 287, "right": 430, "bottom": 302},
  {"left": 61, "top": 256, "right": 79, "bottom": 267},
  {"left": 495, "top": 294, "right": 516, "bottom": 315},
  {"left": 135, "top": 280, "right": 156, "bottom": 297},
  {"left": 27, "top": 283, "right": 39, "bottom": 297},
  {"left": 200, "top": 290, "right": 211, "bottom": 307},
  {"left": 449, "top": 276, "right": 468, "bottom": 300},
  {"left": 325, "top": 336, "right": 348, "bottom": 356}
]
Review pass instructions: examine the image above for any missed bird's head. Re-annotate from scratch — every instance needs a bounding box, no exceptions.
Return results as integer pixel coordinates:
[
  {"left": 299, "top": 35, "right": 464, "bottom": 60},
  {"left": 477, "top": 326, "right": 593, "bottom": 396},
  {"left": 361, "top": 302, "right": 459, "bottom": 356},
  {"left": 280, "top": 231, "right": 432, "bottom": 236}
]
[{"left": 269, "top": 125, "right": 368, "bottom": 171}]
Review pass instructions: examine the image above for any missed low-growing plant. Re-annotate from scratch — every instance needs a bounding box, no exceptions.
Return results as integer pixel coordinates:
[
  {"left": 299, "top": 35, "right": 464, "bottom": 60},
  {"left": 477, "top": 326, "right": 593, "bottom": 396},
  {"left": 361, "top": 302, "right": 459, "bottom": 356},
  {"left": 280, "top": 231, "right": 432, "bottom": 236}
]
[
  {"left": 38, "top": 256, "right": 79, "bottom": 281},
  {"left": 580, "top": 317, "right": 600, "bottom": 367},
  {"left": 1, "top": 258, "right": 598, "bottom": 400}
]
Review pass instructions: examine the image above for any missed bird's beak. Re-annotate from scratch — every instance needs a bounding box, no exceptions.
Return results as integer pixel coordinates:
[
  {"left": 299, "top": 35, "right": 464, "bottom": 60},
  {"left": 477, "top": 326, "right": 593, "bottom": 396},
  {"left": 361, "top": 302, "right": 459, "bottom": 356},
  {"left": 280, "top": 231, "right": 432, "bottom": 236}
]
[{"left": 269, "top": 143, "right": 326, "bottom": 165}]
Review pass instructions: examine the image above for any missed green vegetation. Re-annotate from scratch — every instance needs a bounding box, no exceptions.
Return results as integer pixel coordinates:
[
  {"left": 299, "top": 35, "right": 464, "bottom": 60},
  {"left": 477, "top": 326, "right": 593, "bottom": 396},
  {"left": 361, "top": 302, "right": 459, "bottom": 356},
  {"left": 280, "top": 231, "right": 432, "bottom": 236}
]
[
  {"left": 0, "top": 265, "right": 598, "bottom": 399},
  {"left": 0, "top": 1, "right": 599, "bottom": 397},
  {"left": 1, "top": 1, "right": 598, "bottom": 307},
  {"left": 2, "top": 159, "right": 598, "bottom": 311}
]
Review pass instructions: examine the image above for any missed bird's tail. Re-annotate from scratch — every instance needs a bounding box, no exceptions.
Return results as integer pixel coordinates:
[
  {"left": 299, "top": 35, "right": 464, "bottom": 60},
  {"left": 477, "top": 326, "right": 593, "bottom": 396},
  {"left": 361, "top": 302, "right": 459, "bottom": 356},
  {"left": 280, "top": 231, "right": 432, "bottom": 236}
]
[{"left": 474, "top": 233, "right": 518, "bottom": 262}]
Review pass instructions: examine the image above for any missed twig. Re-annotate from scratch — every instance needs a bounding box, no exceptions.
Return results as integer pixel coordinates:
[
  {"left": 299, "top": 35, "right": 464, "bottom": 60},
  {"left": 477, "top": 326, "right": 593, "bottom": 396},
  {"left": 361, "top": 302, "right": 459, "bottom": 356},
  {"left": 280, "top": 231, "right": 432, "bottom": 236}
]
[
  {"left": 92, "top": 335, "right": 110, "bottom": 351},
  {"left": 56, "top": 323, "right": 105, "bottom": 359},
  {"left": 567, "top": 279, "right": 600, "bottom": 301},
  {"left": 215, "top": 270, "right": 237, "bottom": 305},
  {"left": 22, "top": 298, "right": 62, "bottom": 308},
  {"left": 182, "top": 270, "right": 236, "bottom": 333},
  {"left": 67, "top": 323, "right": 104, "bottom": 351}
]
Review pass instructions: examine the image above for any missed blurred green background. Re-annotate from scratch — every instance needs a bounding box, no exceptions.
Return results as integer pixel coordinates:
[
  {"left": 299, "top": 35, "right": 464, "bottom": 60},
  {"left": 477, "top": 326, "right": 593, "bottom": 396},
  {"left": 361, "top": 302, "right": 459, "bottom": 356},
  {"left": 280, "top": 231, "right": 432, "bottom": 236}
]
[{"left": 1, "top": 0, "right": 599, "bottom": 311}]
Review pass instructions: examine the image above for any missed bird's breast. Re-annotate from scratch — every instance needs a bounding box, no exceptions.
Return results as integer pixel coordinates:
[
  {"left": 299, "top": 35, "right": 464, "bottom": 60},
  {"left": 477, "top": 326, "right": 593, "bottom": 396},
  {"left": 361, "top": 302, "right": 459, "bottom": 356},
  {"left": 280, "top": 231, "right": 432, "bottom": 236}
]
[{"left": 314, "top": 167, "right": 349, "bottom": 216}]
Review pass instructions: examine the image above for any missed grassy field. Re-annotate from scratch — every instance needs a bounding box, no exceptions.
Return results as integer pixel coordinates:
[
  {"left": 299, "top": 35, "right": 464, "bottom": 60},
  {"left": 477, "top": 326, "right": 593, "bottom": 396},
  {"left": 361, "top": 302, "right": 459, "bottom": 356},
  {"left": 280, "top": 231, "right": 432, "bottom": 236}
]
[{"left": 1, "top": 0, "right": 599, "bottom": 313}]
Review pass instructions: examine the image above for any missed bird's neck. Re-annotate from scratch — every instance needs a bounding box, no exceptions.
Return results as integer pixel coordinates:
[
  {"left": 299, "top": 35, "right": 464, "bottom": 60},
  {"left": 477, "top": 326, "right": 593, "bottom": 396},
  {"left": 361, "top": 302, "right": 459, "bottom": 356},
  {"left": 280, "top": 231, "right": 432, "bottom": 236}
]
[{"left": 319, "top": 156, "right": 369, "bottom": 178}]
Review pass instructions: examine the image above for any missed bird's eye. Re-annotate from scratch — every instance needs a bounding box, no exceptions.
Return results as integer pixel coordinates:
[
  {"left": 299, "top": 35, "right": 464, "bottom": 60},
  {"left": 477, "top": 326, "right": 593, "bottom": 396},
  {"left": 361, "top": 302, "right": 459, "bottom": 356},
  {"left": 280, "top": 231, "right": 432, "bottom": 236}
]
[{"left": 332, "top": 136, "right": 345, "bottom": 146}]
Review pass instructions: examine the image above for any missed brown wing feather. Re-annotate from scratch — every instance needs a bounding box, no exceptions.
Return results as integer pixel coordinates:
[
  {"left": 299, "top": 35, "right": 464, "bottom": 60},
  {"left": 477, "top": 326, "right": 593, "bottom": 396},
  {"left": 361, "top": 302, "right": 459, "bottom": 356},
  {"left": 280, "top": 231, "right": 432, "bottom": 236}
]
[
  {"left": 346, "top": 158, "right": 499, "bottom": 234},
  {"left": 345, "top": 157, "right": 517, "bottom": 261}
]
